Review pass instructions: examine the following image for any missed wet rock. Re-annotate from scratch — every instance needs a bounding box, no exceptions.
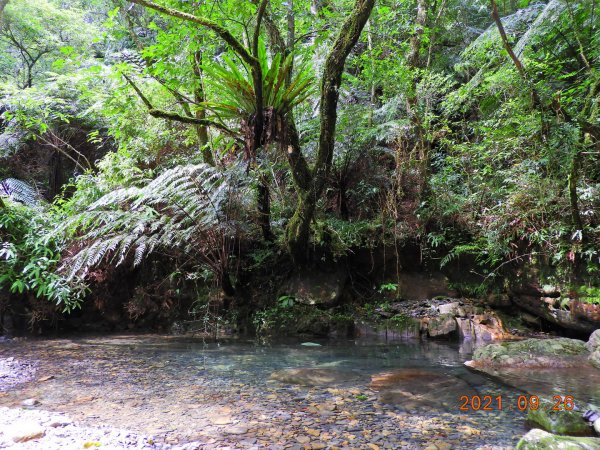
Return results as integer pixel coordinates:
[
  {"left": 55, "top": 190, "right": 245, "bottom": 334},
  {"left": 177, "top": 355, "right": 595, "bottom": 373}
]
[
  {"left": 211, "top": 416, "right": 233, "bottom": 425},
  {"left": 369, "top": 368, "right": 476, "bottom": 409},
  {"left": 5, "top": 422, "right": 45, "bottom": 442},
  {"left": 427, "top": 315, "right": 457, "bottom": 338},
  {"left": 224, "top": 425, "right": 249, "bottom": 435},
  {"left": 515, "top": 428, "right": 600, "bottom": 449},
  {"left": 527, "top": 400, "right": 591, "bottom": 435},
  {"left": 269, "top": 368, "right": 362, "bottom": 386},
  {"left": 456, "top": 312, "right": 511, "bottom": 343},
  {"left": 0, "top": 358, "right": 36, "bottom": 392},
  {"left": 47, "top": 417, "right": 73, "bottom": 428},
  {"left": 465, "top": 338, "right": 589, "bottom": 369}
]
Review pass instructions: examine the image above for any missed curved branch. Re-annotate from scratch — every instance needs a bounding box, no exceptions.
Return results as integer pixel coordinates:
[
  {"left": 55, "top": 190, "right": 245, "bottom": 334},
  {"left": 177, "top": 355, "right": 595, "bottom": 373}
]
[
  {"left": 128, "top": 0, "right": 256, "bottom": 66},
  {"left": 123, "top": 74, "right": 239, "bottom": 139},
  {"left": 147, "top": 108, "right": 234, "bottom": 134}
]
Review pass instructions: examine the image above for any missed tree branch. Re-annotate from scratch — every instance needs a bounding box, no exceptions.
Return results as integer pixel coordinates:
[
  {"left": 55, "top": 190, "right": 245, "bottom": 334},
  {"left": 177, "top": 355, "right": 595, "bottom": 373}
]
[
  {"left": 128, "top": 0, "right": 257, "bottom": 66},
  {"left": 123, "top": 73, "right": 239, "bottom": 139}
]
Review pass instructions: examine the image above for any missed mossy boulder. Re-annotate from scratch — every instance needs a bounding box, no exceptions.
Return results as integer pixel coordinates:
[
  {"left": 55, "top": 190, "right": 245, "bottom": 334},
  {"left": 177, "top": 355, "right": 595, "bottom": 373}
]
[
  {"left": 465, "top": 338, "right": 589, "bottom": 369},
  {"left": 527, "top": 400, "right": 591, "bottom": 435},
  {"left": 516, "top": 429, "right": 600, "bottom": 449},
  {"left": 587, "top": 330, "right": 600, "bottom": 352},
  {"left": 590, "top": 351, "right": 600, "bottom": 370}
]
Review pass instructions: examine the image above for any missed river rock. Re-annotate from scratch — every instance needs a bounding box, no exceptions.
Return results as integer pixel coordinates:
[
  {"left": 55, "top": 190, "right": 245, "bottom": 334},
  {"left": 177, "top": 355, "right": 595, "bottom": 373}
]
[
  {"left": 269, "top": 368, "right": 362, "bottom": 386},
  {"left": 515, "top": 428, "right": 600, "bottom": 449},
  {"left": 527, "top": 400, "right": 591, "bottom": 435},
  {"left": 5, "top": 422, "right": 46, "bottom": 443},
  {"left": 590, "top": 350, "right": 600, "bottom": 369},
  {"left": 586, "top": 330, "right": 600, "bottom": 352},
  {"left": 456, "top": 312, "right": 511, "bottom": 343},
  {"left": 369, "top": 368, "right": 476, "bottom": 409},
  {"left": 465, "top": 338, "right": 589, "bottom": 369},
  {"left": 427, "top": 314, "right": 457, "bottom": 338}
]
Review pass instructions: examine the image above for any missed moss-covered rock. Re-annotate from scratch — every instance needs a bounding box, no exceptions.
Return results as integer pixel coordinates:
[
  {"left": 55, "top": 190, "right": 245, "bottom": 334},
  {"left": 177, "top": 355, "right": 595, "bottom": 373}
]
[
  {"left": 587, "top": 330, "right": 600, "bottom": 353},
  {"left": 466, "top": 338, "right": 589, "bottom": 369},
  {"left": 590, "top": 351, "right": 600, "bottom": 370},
  {"left": 516, "top": 429, "right": 600, "bottom": 449},
  {"left": 527, "top": 401, "right": 591, "bottom": 435}
]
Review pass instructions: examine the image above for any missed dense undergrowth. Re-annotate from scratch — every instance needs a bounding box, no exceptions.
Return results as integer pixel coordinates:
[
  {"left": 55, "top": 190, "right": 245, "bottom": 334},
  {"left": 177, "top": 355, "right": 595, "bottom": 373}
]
[{"left": 0, "top": 0, "right": 598, "bottom": 333}]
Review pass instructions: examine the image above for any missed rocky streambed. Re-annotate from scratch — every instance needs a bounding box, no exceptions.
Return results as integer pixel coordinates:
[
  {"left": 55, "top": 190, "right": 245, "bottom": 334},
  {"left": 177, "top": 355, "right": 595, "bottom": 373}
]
[{"left": 0, "top": 334, "right": 599, "bottom": 449}]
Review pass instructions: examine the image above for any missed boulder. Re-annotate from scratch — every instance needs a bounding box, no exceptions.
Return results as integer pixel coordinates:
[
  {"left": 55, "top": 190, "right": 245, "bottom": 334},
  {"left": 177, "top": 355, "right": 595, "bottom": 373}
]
[
  {"left": 465, "top": 338, "right": 589, "bottom": 369},
  {"left": 516, "top": 429, "right": 600, "bottom": 449},
  {"left": 456, "top": 312, "right": 512, "bottom": 343},
  {"left": 586, "top": 330, "right": 600, "bottom": 352},
  {"left": 590, "top": 351, "right": 600, "bottom": 370},
  {"left": 427, "top": 314, "right": 457, "bottom": 338},
  {"left": 282, "top": 268, "right": 347, "bottom": 307},
  {"left": 527, "top": 400, "right": 591, "bottom": 435}
]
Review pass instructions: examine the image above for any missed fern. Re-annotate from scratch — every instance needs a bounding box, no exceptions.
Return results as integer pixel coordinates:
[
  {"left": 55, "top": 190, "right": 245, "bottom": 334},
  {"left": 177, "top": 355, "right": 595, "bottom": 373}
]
[
  {"left": 0, "top": 178, "right": 44, "bottom": 206},
  {"left": 61, "top": 163, "right": 249, "bottom": 281},
  {"left": 201, "top": 40, "right": 315, "bottom": 120}
]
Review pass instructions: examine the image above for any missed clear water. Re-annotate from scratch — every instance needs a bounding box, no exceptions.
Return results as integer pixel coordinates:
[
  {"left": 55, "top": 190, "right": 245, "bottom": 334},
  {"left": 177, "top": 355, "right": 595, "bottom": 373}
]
[{"left": 1, "top": 335, "right": 599, "bottom": 449}]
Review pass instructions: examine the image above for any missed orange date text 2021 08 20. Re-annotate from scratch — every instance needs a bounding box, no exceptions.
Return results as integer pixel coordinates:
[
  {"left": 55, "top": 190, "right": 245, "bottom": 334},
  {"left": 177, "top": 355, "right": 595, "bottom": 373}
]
[{"left": 458, "top": 395, "right": 576, "bottom": 411}]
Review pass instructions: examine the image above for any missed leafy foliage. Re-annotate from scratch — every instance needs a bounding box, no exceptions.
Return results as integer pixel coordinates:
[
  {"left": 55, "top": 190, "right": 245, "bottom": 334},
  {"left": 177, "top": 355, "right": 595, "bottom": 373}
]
[
  {"left": 0, "top": 200, "right": 86, "bottom": 312},
  {"left": 62, "top": 163, "right": 250, "bottom": 282},
  {"left": 203, "top": 42, "right": 315, "bottom": 119}
]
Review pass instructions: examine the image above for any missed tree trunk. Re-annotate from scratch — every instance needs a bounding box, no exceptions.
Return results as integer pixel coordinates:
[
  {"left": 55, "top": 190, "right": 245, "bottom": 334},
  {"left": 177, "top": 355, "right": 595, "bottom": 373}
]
[
  {"left": 0, "top": 0, "right": 8, "bottom": 19},
  {"left": 286, "top": 0, "right": 375, "bottom": 264},
  {"left": 568, "top": 152, "right": 584, "bottom": 239},
  {"left": 192, "top": 51, "right": 214, "bottom": 165},
  {"left": 404, "top": 0, "right": 429, "bottom": 198}
]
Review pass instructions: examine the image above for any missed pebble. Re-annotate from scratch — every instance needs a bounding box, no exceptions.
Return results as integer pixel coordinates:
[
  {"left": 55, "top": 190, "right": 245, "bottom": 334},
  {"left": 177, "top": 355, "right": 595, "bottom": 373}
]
[
  {"left": 5, "top": 422, "right": 45, "bottom": 443},
  {"left": 224, "top": 425, "right": 249, "bottom": 435}
]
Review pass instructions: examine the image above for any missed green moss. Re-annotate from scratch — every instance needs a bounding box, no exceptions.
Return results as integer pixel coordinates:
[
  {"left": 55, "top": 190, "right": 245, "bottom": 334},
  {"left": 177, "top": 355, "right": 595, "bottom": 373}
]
[
  {"left": 516, "top": 429, "right": 600, "bottom": 449},
  {"left": 527, "top": 401, "right": 591, "bottom": 435}
]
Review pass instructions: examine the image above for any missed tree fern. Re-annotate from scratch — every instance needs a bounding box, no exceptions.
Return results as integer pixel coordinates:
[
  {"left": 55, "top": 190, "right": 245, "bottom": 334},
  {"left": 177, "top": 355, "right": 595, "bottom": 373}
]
[
  {"left": 61, "top": 163, "right": 249, "bottom": 284},
  {"left": 0, "top": 178, "right": 44, "bottom": 206}
]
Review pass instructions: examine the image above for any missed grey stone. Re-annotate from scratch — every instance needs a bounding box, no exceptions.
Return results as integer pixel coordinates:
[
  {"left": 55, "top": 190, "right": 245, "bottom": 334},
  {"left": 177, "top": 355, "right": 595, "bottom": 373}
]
[{"left": 516, "top": 428, "right": 600, "bottom": 449}]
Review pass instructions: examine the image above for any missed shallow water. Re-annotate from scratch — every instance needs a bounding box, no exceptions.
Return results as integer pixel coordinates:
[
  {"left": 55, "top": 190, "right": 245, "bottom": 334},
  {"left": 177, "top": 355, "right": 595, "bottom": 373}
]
[{"left": 1, "top": 335, "right": 598, "bottom": 449}]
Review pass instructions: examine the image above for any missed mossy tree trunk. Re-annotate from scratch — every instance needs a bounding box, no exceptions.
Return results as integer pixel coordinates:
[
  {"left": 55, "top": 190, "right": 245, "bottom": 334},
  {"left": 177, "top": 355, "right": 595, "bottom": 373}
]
[{"left": 286, "top": 0, "right": 376, "bottom": 264}]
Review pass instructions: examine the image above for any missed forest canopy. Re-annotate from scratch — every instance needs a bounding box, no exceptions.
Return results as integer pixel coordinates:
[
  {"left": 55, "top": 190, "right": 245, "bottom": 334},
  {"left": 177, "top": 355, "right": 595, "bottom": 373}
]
[{"left": 0, "top": 0, "right": 598, "bottom": 330}]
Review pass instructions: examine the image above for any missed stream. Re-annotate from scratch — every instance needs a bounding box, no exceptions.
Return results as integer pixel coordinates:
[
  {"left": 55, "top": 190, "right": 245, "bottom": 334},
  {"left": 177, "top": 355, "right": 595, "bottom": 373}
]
[{"left": 1, "top": 335, "right": 599, "bottom": 449}]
